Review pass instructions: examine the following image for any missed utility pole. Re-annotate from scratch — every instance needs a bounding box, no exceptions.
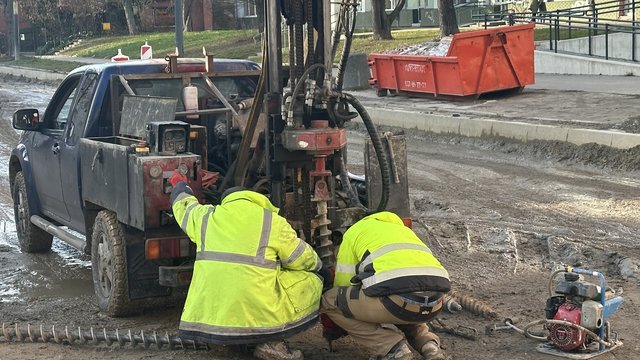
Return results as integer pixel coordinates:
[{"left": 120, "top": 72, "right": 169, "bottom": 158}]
[
  {"left": 12, "top": 0, "right": 20, "bottom": 60},
  {"left": 175, "top": 0, "right": 184, "bottom": 56}
]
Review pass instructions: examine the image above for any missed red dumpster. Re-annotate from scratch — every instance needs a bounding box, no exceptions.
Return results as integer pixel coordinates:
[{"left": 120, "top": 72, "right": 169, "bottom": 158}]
[{"left": 369, "top": 23, "right": 535, "bottom": 98}]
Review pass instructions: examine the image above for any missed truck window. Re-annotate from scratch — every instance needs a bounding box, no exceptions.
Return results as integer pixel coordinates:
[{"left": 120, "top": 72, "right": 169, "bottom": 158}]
[
  {"left": 43, "top": 76, "right": 81, "bottom": 131},
  {"left": 127, "top": 77, "right": 257, "bottom": 112},
  {"left": 65, "top": 72, "right": 99, "bottom": 144}
]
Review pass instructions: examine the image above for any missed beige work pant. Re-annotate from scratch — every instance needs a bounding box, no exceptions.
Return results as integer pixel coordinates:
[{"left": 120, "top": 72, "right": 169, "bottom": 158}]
[{"left": 321, "top": 286, "right": 440, "bottom": 356}]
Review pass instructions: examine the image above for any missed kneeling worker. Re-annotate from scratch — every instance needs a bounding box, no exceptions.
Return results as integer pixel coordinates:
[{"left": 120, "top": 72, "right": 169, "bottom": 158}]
[
  {"left": 170, "top": 172, "right": 323, "bottom": 360},
  {"left": 321, "top": 212, "right": 450, "bottom": 360}
]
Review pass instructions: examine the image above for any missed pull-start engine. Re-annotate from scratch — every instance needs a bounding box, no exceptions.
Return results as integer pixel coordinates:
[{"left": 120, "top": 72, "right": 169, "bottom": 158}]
[{"left": 537, "top": 267, "right": 624, "bottom": 359}]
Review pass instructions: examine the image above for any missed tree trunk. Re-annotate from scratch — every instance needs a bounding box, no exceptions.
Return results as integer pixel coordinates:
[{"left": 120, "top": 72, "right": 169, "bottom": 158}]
[
  {"left": 122, "top": 0, "right": 139, "bottom": 35},
  {"left": 4, "top": 0, "right": 13, "bottom": 56},
  {"left": 438, "top": 0, "right": 459, "bottom": 37},
  {"left": 371, "top": 0, "right": 407, "bottom": 40},
  {"left": 256, "top": 0, "right": 265, "bottom": 30},
  {"left": 371, "top": 0, "right": 392, "bottom": 40}
]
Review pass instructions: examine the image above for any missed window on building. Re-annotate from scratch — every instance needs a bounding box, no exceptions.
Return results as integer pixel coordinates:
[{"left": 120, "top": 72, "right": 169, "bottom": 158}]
[{"left": 243, "top": 0, "right": 257, "bottom": 17}]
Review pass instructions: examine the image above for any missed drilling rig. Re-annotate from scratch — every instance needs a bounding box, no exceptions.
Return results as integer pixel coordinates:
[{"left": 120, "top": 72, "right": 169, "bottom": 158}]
[{"left": 228, "top": 0, "right": 408, "bottom": 267}]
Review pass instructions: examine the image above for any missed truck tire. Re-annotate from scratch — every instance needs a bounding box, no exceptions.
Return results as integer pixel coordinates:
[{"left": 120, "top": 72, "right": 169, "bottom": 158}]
[
  {"left": 91, "top": 210, "right": 131, "bottom": 317},
  {"left": 13, "top": 172, "right": 53, "bottom": 252}
]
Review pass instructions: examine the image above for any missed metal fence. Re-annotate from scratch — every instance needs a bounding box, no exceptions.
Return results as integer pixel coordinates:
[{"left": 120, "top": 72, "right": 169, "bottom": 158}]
[{"left": 475, "top": 0, "right": 640, "bottom": 62}]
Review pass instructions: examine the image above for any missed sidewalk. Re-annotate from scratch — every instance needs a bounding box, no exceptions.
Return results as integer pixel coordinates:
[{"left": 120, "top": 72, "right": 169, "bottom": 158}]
[{"left": 351, "top": 74, "right": 640, "bottom": 149}]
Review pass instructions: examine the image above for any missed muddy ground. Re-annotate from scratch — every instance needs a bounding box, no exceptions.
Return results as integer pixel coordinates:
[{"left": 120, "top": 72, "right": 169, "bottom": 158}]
[{"left": 0, "top": 80, "right": 639, "bottom": 360}]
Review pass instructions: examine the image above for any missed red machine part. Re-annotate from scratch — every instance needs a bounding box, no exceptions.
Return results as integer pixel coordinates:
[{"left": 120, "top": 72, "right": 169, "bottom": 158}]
[
  {"left": 139, "top": 155, "right": 202, "bottom": 228},
  {"left": 548, "top": 303, "right": 586, "bottom": 351}
]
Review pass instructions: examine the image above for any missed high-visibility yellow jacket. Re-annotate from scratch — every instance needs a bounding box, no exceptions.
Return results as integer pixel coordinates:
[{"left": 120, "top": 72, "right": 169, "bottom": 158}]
[
  {"left": 172, "top": 189, "right": 323, "bottom": 345},
  {"left": 334, "top": 211, "right": 450, "bottom": 296}
]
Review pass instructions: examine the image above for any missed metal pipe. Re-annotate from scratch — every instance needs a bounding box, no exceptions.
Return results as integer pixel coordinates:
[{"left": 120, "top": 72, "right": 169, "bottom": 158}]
[
  {"left": 31, "top": 215, "right": 85, "bottom": 252},
  {"left": 175, "top": 0, "right": 184, "bottom": 56},
  {"left": 589, "top": 19, "right": 593, "bottom": 56},
  {"left": 12, "top": 0, "right": 19, "bottom": 61},
  {"left": 266, "top": 0, "right": 282, "bottom": 94},
  {"left": 605, "top": 23, "right": 609, "bottom": 59}
]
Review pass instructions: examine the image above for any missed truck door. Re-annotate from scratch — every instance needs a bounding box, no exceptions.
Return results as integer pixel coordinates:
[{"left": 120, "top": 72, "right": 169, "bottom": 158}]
[
  {"left": 29, "top": 74, "right": 82, "bottom": 223},
  {"left": 59, "top": 72, "right": 100, "bottom": 233}
]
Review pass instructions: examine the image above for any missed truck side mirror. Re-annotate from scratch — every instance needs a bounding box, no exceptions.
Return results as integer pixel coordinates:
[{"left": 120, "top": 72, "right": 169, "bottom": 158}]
[{"left": 13, "top": 109, "right": 40, "bottom": 131}]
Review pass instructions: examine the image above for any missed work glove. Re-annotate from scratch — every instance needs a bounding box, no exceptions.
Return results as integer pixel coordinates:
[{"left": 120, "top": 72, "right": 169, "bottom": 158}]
[
  {"left": 320, "top": 313, "right": 347, "bottom": 342},
  {"left": 169, "top": 169, "right": 194, "bottom": 204},
  {"left": 169, "top": 169, "right": 188, "bottom": 187},
  {"left": 318, "top": 265, "right": 335, "bottom": 294}
]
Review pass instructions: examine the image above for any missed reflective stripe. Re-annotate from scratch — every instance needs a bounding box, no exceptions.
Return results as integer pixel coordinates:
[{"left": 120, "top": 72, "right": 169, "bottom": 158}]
[
  {"left": 336, "top": 263, "right": 356, "bottom": 275},
  {"left": 281, "top": 240, "right": 308, "bottom": 265},
  {"left": 180, "top": 202, "right": 200, "bottom": 232},
  {"left": 199, "top": 207, "right": 216, "bottom": 252},
  {"left": 361, "top": 267, "right": 450, "bottom": 289},
  {"left": 313, "top": 257, "right": 323, "bottom": 272},
  {"left": 180, "top": 310, "right": 318, "bottom": 336},
  {"left": 358, "top": 243, "right": 432, "bottom": 273},
  {"left": 174, "top": 191, "right": 192, "bottom": 204},
  {"left": 256, "top": 209, "right": 272, "bottom": 259},
  {"left": 196, "top": 251, "right": 278, "bottom": 269}
]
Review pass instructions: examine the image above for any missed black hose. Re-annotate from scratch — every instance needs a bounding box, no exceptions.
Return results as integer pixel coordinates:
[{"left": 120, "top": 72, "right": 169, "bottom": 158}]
[
  {"left": 343, "top": 92, "right": 390, "bottom": 213},
  {"left": 293, "top": 0, "right": 304, "bottom": 85},
  {"left": 336, "top": 5, "right": 357, "bottom": 91},
  {"left": 335, "top": 150, "right": 365, "bottom": 209},
  {"left": 305, "top": 0, "right": 315, "bottom": 68},
  {"left": 288, "top": 63, "right": 325, "bottom": 127}
]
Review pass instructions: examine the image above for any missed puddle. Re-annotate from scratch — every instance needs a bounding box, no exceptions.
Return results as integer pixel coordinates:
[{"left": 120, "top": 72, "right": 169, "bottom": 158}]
[{"left": 0, "top": 225, "right": 93, "bottom": 302}]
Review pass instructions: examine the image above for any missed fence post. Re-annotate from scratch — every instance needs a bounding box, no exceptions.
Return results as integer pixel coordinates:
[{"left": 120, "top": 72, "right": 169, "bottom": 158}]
[
  {"left": 568, "top": 16, "right": 572, "bottom": 38},
  {"left": 549, "top": 18, "right": 554, "bottom": 50},
  {"left": 554, "top": 17, "right": 559, "bottom": 52},
  {"left": 605, "top": 23, "right": 609, "bottom": 59},
  {"left": 588, "top": 17, "right": 593, "bottom": 56},
  {"left": 484, "top": 13, "right": 488, "bottom": 29},
  {"left": 632, "top": 21, "right": 636, "bottom": 61}
]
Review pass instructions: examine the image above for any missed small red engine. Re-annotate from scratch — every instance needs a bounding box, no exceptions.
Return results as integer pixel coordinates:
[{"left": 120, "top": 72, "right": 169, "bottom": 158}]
[
  {"left": 547, "top": 303, "right": 585, "bottom": 351},
  {"left": 544, "top": 272, "right": 602, "bottom": 352}
]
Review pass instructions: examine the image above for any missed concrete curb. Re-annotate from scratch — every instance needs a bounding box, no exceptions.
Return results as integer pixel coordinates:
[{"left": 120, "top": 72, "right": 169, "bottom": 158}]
[
  {"left": 0, "top": 65, "right": 66, "bottom": 81},
  {"left": 365, "top": 107, "right": 640, "bottom": 149},
  {"left": 535, "top": 50, "right": 640, "bottom": 76}
]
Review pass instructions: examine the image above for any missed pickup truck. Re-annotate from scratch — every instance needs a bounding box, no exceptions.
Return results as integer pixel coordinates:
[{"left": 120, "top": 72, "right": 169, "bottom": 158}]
[{"left": 10, "top": 57, "right": 260, "bottom": 316}]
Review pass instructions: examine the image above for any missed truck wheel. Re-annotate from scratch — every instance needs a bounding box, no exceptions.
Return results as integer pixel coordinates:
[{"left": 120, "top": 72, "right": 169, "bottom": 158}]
[
  {"left": 13, "top": 172, "right": 53, "bottom": 252},
  {"left": 91, "top": 210, "right": 131, "bottom": 317}
]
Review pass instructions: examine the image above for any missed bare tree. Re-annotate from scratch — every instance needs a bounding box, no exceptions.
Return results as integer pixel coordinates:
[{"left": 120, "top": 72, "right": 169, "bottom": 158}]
[
  {"left": 122, "top": 0, "right": 139, "bottom": 35},
  {"left": 371, "top": 0, "right": 406, "bottom": 40},
  {"left": 438, "top": 0, "right": 459, "bottom": 37}
]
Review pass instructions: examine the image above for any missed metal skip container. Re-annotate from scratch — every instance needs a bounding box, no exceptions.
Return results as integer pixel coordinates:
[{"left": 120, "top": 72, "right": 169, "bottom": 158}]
[{"left": 368, "top": 23, "right": 535, "bottom": 98}]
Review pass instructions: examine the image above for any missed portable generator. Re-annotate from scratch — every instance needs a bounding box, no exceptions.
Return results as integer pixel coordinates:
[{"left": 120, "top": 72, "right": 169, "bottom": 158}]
[{"left": 535, "top": 267, "right": 624, "bottom": 359}]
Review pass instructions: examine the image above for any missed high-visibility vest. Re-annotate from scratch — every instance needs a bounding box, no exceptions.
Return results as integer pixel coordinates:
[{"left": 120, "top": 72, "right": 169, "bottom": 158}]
[
  {"left": 172, "top": 190, "right": 323, "bottom": 344},
  {"left": 334, "top": 211, "right": 450, "bottom": 296}
]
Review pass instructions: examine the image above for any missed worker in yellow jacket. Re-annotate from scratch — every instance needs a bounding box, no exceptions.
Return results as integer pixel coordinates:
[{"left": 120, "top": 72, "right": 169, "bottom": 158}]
[
  {"left": 170, "top": 175, "right": 323, "bottom": 360},
  {"left": 321, "top": 212, "right": 450, "bottom": 360}
]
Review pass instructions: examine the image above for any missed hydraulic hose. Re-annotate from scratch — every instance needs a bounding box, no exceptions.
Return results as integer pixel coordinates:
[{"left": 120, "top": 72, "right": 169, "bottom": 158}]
[
  {"left": 287, "top": 63, "right": 326, "bottom": 127},
  {"left": 548, "top": 269, "right": 566, "bottom": 296},
  {"left": 342, "top": 92, "right": 390, "bottom": 213},
  {"left": 336, "top": 4, "right": 357, "bottom": 91},
  {"left": 335, "top": 150, "right": 365, "bottom": 209}
]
